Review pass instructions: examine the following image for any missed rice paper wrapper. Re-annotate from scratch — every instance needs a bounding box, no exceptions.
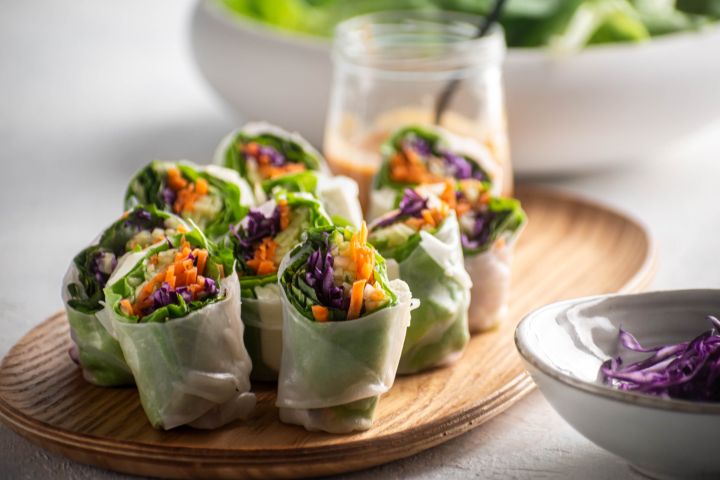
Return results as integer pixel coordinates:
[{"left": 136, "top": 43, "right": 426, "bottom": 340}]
[
  {"left": 111, "top": 274, "right": 255, "bottom": 430},
  {"left": 202, "top": 164, "right": 256, "bottom": 208},
  {"left": 393, "top": 214, "right": 471, "bottom": 374},
  {"left": 368, "top": 187, "right": 398, "bottom": 222},
  {"left": 278, "top": 396, "right": 378, "bottom": 434},
  {"left": 241, "top": 284, "right": 283, "bottom": 382},
  {"left": 315, "top": 174, "right": 364, "bottom": 228},
  {"left": 466, "top": 241, "right": 516, "bottom": 333},
  {"left": 62, "top": 258, "right": 134, "bottom": 386},
  {"left": 276, "top": 279, "right": 412, "bottom": 433}
]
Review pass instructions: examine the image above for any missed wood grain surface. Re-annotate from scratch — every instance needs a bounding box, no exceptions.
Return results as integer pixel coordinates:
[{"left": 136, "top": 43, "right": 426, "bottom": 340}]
[{"left": 0, "top": 186, "right": 655, "bottom": 479}]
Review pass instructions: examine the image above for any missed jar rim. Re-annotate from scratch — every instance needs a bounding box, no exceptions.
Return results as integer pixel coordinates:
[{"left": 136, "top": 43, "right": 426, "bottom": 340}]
[{"left": 333, "top": 10, "right": 506, "bottom": 74}]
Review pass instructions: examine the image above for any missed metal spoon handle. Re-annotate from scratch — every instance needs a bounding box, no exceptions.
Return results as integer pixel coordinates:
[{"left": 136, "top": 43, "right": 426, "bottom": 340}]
[{"left": 434, "top": 0, "right": 507, "bottom": 125}]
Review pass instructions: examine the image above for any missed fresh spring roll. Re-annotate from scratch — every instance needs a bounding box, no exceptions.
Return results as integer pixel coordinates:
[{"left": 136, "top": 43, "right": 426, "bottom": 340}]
[
  {"left": 453, "top": 180, "right": 527, "bottom": 332},
  {"left": 370, "top": 124, "right": 502, "bottom": 220},
  {"left": 368, "top": 186, "right": 472, "bottom": 374},
  {"left": 62, "top": 206, "right": 190, "bottom": 386},
  {"left": 276, "top": 224, "right": 414, "bottom": 433},
  {"left": 226, "top": 190, "right": 332, "bottom": 381},
  {"left": 102, "top": 229, "right": 255, "bottom": 429},
  {"left": 215, "top": 122, "right": 363, "bottom": 227},
  {"left": 125, "top": 160, "right": 254, "bottom": 239}
]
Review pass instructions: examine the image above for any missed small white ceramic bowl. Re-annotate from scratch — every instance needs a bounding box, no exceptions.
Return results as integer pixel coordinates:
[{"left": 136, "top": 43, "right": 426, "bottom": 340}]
[
  {"left": 515, "top": 290, "right": 720, "bottom": 480},
  {"left": 190, "top": 0, "right": 720, "bottom": 175}
]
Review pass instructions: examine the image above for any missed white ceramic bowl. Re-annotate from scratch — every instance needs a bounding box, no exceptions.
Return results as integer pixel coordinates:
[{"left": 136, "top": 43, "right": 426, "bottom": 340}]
[
  {"left": 515, "top": 289, "right": 720, "bottom": 480},
  {"left": 190, "top": 0, "right": 720, "bottom": 175}
]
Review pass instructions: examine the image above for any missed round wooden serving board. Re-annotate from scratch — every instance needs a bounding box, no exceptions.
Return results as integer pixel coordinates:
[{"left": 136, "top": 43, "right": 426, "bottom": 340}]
[{"left": 0, "top": 186, "right": 655, "bottom": 479}]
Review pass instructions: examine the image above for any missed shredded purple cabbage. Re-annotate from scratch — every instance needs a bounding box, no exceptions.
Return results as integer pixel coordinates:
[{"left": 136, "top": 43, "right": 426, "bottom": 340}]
[
  {"left": 402, "top": 133, "right": 485, "bottom": 181},
  {"left": 440, "top": 151, "right": 472, "bottom": 179},
  {"left": 246, "top": 143, "right": 287, "bottom": 166},
  {"left": 601, "top": 315, "right": 720, "bottom": 401},
  {"left": 161, "top": 187, "right": 176, "bottom": 206},
  {"left": 403, "top": 135, "right": 432, "bottom": 158},
  {"left": 373, "top": 189, "right": 428, "bottom": 229},
  {"left": 142, "top": 277, "right": 218, "bottom": 316},
  {"left": 230, "top": 206, "right": 281, "bottom": 259},
  {"left": 304, "top": 233, "right": 345, "bottom": 309},
  {"left": 461, "top": 210, "right": 495, "bottom": 250},
  {"left": 91, "top": 251, "right": 117, "bottom": 287},
  {"left": 204, "top": 277, "right": 218, "bottom": 296},
  {"left": 123, "top": 207, "right": 157, "bottom": 232}
]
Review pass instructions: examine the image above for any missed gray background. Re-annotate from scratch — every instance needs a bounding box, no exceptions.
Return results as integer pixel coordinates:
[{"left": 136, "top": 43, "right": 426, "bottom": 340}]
[{"left": 2, "top": 1, "right": 719, "bottom": 478}]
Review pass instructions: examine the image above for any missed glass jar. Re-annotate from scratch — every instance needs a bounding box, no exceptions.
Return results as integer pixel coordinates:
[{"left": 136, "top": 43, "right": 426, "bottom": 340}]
[{"left": 323, "top": 10, "right": 512, "bottom": 212}]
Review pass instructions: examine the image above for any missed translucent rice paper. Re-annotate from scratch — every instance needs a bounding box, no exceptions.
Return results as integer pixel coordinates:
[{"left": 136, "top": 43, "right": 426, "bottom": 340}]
[
  {"left": 368, "top": 186, "right": 398, "bottom": 222},
  {"left": 315, "top": 174, "right": 364, "bottom": 228},
  {"left": 62, "top": 254, "right": 134, "bottom": 387},
  {"left": 391, "top": 213, "right": 472, "bottom": 374},
  {"left": 369, "top": 127, "right": 504, "bottom": 221},
  {"left": 241, "top": 283, "right": 283, "bottom": 382},
  {"left": 109, "top": 273, "right": 256, "bottom": 430},
  {"left": 203, "top": 164, "right": 256, "bottom": 208},
  {"left": 465, "top": 239, "right": 518, "bottom": 333},
  {"left": 213, "top": 121, "right": 330, "bottom": 175},
  {"left": 276, "top": 278, "right": 412, "bottom": 434}
]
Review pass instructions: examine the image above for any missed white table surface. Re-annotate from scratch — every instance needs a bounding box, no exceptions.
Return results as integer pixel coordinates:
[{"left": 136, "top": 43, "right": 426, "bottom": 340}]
[{"left": 2, "top": 1, "right": 719, "bottom": 478}]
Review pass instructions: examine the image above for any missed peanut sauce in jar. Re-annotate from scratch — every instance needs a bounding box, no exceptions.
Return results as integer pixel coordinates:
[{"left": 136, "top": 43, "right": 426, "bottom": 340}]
[{"left": 324, "top": 12, "right": 513, "bottom": 214}]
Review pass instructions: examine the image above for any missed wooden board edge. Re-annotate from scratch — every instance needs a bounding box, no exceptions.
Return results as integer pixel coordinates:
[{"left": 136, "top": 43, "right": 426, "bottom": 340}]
[{"left": 0, "top": 372, "right": 534, "bottom": 479}]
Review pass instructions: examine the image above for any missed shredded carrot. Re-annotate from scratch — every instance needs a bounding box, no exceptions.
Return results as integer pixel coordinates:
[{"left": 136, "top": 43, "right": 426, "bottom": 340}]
[
  {"left": 177, "top": 224, "right": 188, "bottom": 233},
  {"left": 405, "top": 217, "right": 424, "bottom": 230},
  {"left": 349, "top": 222, "right": 374, "bottom": 282},
  {"left": 256, "top": 260, "right": 275, "bottom": 276},
  {"left": 166, "top": 170, "right": 209, "bottom": 215},
  {"left": 196, "top": 249, "right": 208, "bottom": 274},
  {"left": 185, "top": 267, "right": 198, "bottom": 286},
  {"left": 120, "top": 211, "right": 129, "bottom": 220},
  {"left": 258, "top": 162, "right": 305, "bottom": 180},
  {"left": 347, "top": 279, "right": 367, "bottom": 320},
  {"left": 246, "top": 237, "right": 279, "bottom": 275},
  {"left": 312, "top": 305, "right": 329, "bottom": 322},
  {"left": 278, "top": 199, "right": 290, "bottom": 230},
  {"left": 243, "top": 142, "right": 260, "bottom": 156},
  {"left": 164, "top": 268, "right": 176, "bottom": 289},
  {"left": 389, "top": 149, "right": 444, "bottom": 184},
  {"left": 197, "top": 275, "right": 205, "bottom": 288},
  {"left": 120, "top": 299, "right": 134, "bottom": 316},
  {"left": 421, "top": 209, "right": 437, "bottom": 228},
  {"left": 439, "top": 181, "right": 456, "bottom": 207},
  {"left": 167, "top": 167, "right": 188, "bottom": 190},
  {"left": 195, "top": 178, "right": 208, "bottom": 195}
]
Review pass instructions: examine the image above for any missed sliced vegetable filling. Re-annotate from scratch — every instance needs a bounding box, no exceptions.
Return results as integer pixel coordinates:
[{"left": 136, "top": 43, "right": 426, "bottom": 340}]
[
  {"left": 125, "top": 161, "right": 248, "bottom": 239},
  {"left": 450, "top": 180, "right": 525, "bottom": 253},
  {"left": 241, "top": 141, "right": 306, "bottom": 182},
  {"left": 368, "top": 186, "right": 454, "bottom": 263},
  {"left": 385, "top": 128, "right": 490, "bottom": 186},
  {"left": 281, "top": 225, "right": 396, "bottom": 323},
  {"left": 372, "top": 187, "right": 451, "bottom": 232},
  {"left": 160, "top": 166, "right": 222, "bottom": 226},
  {"left": 221, "top": 126, "right": 324, "bottom": 188},
  {"left": 230, "top": 199, "right": 291, "bottom": 276},
  {"left": 107, "top": 231, "right": 230, "bottom": 323},
  {"left": 66, "top": 207, "right": 188, "bottom": 313}
]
